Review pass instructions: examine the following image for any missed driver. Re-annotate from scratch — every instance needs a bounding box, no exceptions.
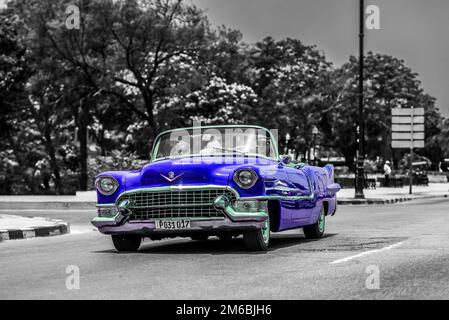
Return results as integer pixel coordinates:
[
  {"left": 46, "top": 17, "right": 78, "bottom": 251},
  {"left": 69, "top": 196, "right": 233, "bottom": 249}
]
[
  {"left": 256, "top": 137, "right": 270, "bottom": 156},
  {"left": 200, "top": 134, "right": 222, "bottom": 154}
]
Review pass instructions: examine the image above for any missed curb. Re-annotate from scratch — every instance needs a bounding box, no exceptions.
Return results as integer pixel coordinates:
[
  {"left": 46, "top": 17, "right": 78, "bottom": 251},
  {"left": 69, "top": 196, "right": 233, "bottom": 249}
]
[
  {"left": 338, "top": 194, "right": 449, "bottom": 206},
  {"left": 0, "top": 221, "right": 70, "bottom": 241},
  {"left": 0, "top": 202, "right": 96, "bottom": 210}
]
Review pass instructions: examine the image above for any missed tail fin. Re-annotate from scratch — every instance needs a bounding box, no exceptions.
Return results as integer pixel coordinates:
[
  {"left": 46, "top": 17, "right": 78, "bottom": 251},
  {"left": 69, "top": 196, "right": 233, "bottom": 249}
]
[{"left": 324, "top": 164, "right": 335, "bottom": 183}]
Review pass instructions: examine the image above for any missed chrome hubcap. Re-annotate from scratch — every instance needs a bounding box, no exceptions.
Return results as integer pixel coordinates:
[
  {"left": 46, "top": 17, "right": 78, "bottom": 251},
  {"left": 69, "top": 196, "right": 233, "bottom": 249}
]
[
  {"left": 262, "top": 219, "right": 270, "bottom": 244},
  {"left": 318, "top": 210, "right": 325, "bottom": 233}
]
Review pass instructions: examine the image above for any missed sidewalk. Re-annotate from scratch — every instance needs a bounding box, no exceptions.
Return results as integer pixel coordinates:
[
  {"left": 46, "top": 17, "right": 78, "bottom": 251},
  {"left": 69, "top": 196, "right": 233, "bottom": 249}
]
[
  {"left": 0, "top": 184, "right": 448, "bottom": 210},
  {"left": 0, "top": 191, "right": 97, "bottom": 210},
  {"left": 0, "top": 214, "right": 70, "bottom": 241},
  {"left": 338, "top": 183, "right": 449, "bottom": 205}
]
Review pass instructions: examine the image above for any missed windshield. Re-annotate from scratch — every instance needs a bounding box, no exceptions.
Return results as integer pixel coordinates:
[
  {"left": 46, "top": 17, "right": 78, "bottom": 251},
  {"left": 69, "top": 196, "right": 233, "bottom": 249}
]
[{"left": 153, "top": 127, "right": 277, "bottom": 161}]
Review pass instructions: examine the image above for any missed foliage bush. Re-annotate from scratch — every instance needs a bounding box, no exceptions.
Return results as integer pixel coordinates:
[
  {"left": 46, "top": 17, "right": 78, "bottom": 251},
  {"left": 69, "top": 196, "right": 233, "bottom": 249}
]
[{"left": 87, "top": 151, "right": 148, "bottom": 191}]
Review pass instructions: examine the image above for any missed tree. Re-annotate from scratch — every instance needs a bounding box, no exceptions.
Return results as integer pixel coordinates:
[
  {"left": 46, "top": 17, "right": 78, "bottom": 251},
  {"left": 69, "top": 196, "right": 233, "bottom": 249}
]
[
  {"left": 183, "top": 76, "right": 258, "bottom": 125},
  {"left": 0, "top": 15, "right": 30, "bottom": 147},
  {"left": 27, "top": 73, "right": 66, "bottom": 194},
  {"left": 325, "top": 52, "right": 442, "bottom": 170},
  {"left": 3, "top": 0, "right": 257, "bottom": 192},
  {"left": 39, "top": 0, "right": 211, "bottom": 142},
  {"left": 0, "top": 15, "right": 36, "bottom": 194},
  {"left": 246, "top": 37, "right": 332, "bottom": 157}
]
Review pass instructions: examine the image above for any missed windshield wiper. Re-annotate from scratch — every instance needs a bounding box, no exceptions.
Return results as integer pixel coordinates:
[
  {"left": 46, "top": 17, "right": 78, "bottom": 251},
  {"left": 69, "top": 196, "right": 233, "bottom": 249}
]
[{"left": 213, "top": 147, "right": 247, "bottom": 155}]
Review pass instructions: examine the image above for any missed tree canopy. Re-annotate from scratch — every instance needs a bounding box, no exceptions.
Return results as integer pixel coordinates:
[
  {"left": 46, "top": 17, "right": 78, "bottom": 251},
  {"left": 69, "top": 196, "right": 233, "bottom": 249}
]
[{"left": 0, "top": 0, "right": 447, "bottom": 194}]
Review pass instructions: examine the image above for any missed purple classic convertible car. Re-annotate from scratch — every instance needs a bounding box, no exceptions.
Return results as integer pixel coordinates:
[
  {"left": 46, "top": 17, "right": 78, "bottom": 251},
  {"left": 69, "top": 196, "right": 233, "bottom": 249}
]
[{"left": 92, "top": 125, "right": 340, "bottom": 251}]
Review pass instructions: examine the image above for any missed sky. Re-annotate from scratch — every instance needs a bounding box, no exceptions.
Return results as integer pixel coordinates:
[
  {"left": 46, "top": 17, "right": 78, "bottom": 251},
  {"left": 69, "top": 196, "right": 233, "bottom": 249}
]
[{"left": 191, "top": 0, "right": 449, "bottom": 118}]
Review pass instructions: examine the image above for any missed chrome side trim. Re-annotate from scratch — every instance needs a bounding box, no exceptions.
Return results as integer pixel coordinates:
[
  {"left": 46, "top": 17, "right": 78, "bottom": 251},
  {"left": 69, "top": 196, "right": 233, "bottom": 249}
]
[
  {"left": 96, "top": 203, "right": 116, "bottom": 208},
  {"left": 240, "top": 194, "right": 315, "bottom": 201}
]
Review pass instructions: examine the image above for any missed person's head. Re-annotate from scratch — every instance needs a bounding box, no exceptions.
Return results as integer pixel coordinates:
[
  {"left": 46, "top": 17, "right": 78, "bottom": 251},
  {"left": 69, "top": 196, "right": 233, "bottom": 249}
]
[{"left": 385, "top": 160, "right": 391, "bottom": 165}]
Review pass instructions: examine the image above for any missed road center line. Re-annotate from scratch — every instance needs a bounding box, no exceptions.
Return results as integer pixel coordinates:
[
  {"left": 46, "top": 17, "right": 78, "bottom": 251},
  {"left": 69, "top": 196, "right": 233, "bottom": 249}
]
[{"left": 330, "top": 241, "right": 404, "bottom": 265}]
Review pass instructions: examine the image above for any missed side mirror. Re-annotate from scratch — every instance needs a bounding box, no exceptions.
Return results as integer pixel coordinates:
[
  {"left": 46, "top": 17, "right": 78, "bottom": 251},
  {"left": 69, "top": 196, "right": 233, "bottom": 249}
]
[
  {"left": 327, "top": 183, "right": 341, "bottom": 194},
  {"left": 280, "top": 155, "right": 292, "bottom": 165}
]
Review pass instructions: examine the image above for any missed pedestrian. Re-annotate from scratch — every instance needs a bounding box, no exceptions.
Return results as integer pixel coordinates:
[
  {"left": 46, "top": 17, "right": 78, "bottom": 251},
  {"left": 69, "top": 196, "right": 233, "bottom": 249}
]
[
  {"left": 384, "top": 160, "right": 392, "bottom": 187},
  {"left": 375, "top": 156, "right": 382, "bottom": 173}
]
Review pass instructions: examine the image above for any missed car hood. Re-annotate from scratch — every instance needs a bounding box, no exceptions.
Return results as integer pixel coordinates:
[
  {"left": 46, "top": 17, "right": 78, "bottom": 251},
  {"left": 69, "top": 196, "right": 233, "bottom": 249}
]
[{"left": 124, "top": 156, "right": 277, "bottom": 190}]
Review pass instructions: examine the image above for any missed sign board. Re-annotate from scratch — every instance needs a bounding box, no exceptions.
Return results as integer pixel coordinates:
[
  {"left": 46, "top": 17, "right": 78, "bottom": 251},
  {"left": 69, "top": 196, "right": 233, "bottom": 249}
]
[
  {"left": 392, "top": 124, "right": 424, "bottom": 132},
  {"left": 391, "top": 107, "right": 425, "bottom": 195},
  {"left": 392, "top": 140, "right": 425, "bottom": 149},
  {"left": 392, "top": 116, "right": 425, "bottom": 124},
  {"left": 392, "top": 108, "right": 425, "bottom": 116},
  {"left": 391, "top": 108, "right": 425, "bottom": 150},
  {"left": 392, "top": 132, "right": 425, "bottom": 140}
]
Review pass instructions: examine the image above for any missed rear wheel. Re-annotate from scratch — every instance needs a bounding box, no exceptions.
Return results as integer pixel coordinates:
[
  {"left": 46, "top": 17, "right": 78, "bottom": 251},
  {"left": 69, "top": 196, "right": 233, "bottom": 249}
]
[
  {"left": 190, "top": 235, "right": 209, "bottom": 241},
  {"left": 111, "top": 235, "right": 142, "bottom": 252},
  {"left": 303, "top": 206, "right": 325, "bottom": 239},
  {"left": 243, "top": 217, "right": 270, "bottom": 251}
]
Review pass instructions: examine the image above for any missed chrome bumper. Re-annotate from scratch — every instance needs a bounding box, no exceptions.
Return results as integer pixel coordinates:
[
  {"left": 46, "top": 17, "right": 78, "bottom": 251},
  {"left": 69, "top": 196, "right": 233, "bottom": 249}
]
[
  {"left": 92, "top": 194, "right": 268, "bottom": 235},
  {"left": 92, "top": 217, "right": 265, "bottom": 235}
]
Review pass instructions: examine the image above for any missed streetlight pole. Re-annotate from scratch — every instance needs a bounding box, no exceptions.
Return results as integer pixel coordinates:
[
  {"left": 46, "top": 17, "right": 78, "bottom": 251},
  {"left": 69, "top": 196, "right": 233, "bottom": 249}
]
[{"left": 355, "top": 0, "right": 365, "bottom": 199}]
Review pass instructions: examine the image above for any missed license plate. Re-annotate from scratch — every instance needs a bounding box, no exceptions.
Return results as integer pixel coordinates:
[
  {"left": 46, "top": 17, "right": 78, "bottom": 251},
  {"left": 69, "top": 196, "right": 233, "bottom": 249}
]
[{"left": 155, "top": 220, "right": 191, "bottom": 230}]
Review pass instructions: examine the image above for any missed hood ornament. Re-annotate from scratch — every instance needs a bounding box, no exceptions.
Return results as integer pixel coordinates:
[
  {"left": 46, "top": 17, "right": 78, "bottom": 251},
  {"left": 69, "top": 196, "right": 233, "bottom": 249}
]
[{"left": 160, "top": 171, "right": 184, "bottom": 182}]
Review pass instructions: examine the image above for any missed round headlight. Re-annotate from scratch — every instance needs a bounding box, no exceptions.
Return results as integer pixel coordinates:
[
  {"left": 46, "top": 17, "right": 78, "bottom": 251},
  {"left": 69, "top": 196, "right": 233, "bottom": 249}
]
[
  {"left": 96, "top": 176, "right": 119, "bottom": 195},
  {"left": 233, "top": 169, "right": 258, "bottom": 189}
]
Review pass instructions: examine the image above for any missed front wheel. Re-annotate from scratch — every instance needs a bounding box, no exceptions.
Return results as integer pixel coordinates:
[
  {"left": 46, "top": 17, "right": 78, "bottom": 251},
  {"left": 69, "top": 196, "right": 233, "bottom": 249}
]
[
  {"left": 303, "top": 206, "right": 325, "bottom": 239},
  {"left": 243, "top": 217, "right": 270, "bottom": 251},
  {"left": 112, "top": 235, "right": 142, "bottom": 252}
]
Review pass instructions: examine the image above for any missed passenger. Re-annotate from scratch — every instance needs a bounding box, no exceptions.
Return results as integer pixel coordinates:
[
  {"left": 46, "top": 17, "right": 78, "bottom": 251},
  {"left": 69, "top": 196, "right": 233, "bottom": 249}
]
[{"left": 172, "top": 136, "right": 190, "bottom": 156}]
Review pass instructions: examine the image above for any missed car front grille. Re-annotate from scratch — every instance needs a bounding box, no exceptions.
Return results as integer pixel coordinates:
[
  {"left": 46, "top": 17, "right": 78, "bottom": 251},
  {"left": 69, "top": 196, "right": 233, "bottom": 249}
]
[{"left": 116, "top": 188, "right": 237, "bottom": 221}]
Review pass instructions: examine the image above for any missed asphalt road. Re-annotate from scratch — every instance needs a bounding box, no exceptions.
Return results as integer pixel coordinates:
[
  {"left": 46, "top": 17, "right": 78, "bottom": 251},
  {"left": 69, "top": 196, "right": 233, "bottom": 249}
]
[{"left": 1, "top": 198, "right": 449, "bottom": 300}]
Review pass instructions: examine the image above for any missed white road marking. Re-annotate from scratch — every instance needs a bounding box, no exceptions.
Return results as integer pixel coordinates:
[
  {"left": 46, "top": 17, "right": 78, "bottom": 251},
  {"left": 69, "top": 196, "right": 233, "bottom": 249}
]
[{"left": 330, "top": 241, "right": 404, "bottom": 265}]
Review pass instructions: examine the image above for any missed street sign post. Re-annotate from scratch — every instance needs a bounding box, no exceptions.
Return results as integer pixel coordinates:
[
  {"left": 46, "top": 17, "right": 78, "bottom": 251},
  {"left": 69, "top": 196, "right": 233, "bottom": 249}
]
[{"left": 391, "top": 107, "right": 425, "bottom": 194}]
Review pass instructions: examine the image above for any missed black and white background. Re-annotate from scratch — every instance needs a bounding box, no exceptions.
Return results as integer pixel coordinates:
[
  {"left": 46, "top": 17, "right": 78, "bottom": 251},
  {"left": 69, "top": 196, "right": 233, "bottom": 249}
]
[{"left": 1, "top": 0, "right": 449, "bottom": 301}]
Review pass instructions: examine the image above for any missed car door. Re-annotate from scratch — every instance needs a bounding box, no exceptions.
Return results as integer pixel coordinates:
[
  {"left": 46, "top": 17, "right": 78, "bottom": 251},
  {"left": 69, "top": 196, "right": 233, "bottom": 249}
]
[{"left": 283, "top": 165, "right": 315, "bottom": 222}]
